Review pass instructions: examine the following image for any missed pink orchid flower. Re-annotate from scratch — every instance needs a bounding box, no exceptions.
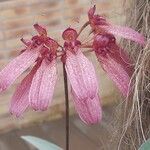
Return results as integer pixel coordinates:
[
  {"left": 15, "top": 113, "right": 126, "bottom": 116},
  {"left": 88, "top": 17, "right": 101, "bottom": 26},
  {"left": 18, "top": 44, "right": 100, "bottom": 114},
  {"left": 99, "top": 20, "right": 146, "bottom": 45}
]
[
  {"left": 62, "top": 28, "right": 102, "bottom": 124},
  {"left": 77, "top": 6, "right": 146, "bottom": 97},
  {"left": 0, "top": 24, "right": 58, "bottom": 117},
  {"left": 88, "top": 6, "right": 146, "bottom": 96}
]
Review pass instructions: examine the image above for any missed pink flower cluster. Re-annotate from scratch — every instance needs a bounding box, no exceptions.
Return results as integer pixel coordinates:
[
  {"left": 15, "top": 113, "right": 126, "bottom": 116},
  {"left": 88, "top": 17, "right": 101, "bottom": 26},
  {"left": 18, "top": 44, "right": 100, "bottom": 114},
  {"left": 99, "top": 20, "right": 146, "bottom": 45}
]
[{"left": 0, "top": 6, "right": 146, "bottom": 124}]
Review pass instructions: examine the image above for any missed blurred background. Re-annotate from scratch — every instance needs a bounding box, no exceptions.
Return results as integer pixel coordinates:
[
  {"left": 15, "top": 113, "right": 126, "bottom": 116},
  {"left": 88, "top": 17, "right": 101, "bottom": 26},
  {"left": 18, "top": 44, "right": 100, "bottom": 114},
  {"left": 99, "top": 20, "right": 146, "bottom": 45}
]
[{"left": 0, "top": 0, "right": 126, "bottom": 149}]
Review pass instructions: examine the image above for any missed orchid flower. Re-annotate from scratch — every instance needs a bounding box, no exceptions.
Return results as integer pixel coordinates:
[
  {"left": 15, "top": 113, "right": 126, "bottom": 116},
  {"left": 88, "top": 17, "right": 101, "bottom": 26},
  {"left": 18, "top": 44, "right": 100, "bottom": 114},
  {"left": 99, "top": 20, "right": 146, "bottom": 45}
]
[
  {"left": 62, "top": 28, "right": 102, "bottom": 124},
  {"left": 78, "top": 6, "right": 146, "bottom": 97},
  {"left": 0, "top": 24, "right": 58, "bottom": 117}
]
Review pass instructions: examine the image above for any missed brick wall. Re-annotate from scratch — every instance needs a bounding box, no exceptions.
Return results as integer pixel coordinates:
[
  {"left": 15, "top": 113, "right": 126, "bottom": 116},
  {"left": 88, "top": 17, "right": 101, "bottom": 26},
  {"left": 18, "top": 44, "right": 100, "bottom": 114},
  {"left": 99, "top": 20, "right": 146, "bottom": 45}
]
[{"left": 0, "top": 0, "right": 124, "bottom": 133}]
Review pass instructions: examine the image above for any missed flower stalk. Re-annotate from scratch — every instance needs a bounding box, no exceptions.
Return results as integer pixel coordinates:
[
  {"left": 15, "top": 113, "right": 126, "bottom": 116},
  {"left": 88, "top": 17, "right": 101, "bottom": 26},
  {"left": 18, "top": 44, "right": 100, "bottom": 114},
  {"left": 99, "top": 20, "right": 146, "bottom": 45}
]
[{"left": 63, "top": 63, "right": 70, "bottom": 150}]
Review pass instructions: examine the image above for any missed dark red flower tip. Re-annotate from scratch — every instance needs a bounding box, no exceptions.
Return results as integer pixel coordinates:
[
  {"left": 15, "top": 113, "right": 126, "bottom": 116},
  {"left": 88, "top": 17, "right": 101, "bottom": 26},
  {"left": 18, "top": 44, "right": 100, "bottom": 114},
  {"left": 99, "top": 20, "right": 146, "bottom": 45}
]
[
  {"left": 93, "top": 34, "right": 116, "bottom": 49},
  {"left": 62, "top": 27, "right": 78, "bottom": 41},
  {"left": 33, "top": 23, "right": 47, "bottom": 36},
  {"left": 88, "top": 5, "right": 96, "bottom": 19}
]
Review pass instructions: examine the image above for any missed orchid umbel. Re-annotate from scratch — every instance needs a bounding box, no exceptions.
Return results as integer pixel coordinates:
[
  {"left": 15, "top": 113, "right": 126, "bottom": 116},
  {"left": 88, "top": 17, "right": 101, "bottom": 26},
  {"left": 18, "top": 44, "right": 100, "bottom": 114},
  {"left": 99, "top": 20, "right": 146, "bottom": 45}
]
[
  {"left": 78, "top": 5, "right": 146, "bottom": 97},
  {"left": 0, "top": 5, "right": 146, "bottom": 124}
]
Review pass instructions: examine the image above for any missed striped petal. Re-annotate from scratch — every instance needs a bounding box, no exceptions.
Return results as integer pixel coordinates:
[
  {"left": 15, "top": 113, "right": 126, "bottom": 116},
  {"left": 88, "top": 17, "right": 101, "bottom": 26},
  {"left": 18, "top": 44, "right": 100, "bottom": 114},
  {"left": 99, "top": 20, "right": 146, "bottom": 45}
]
[
  {"left": 29, "top": 59, "right": 57, "bottom": 111},
  {"left": 97, "top": 54, "right": 130, "bottom": 97},
  {"left": 101, "top": 25, "right": 146, "bottom": 45},
  {"left": 65, "top": 49, "right": 98, "bottom": 99},
  {"left": 0, "top": 47, "right": 40, "bottom": 92},
  {"left": 109, "top": 44, "right": 133, "bottom": 77},
  {"left": 9, "top": 62, "right": 41, "bottom": 117},
  {"left": 71, "top": 89, "right": 102, "bottom": 124}
]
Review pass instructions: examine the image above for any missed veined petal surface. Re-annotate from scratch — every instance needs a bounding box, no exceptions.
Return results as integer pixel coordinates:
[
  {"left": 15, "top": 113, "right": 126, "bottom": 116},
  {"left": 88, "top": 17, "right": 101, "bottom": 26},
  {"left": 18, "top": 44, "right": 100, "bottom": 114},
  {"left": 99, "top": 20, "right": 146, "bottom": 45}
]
[
  {"left": 65, "top": 49, "right": 98, "bottom": 99},
  {"left": 0, "top": 47, "right": 40, "bottom": 92},
  {"left": 29, "top": 59, "right": 57, "bottom": 111}
]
